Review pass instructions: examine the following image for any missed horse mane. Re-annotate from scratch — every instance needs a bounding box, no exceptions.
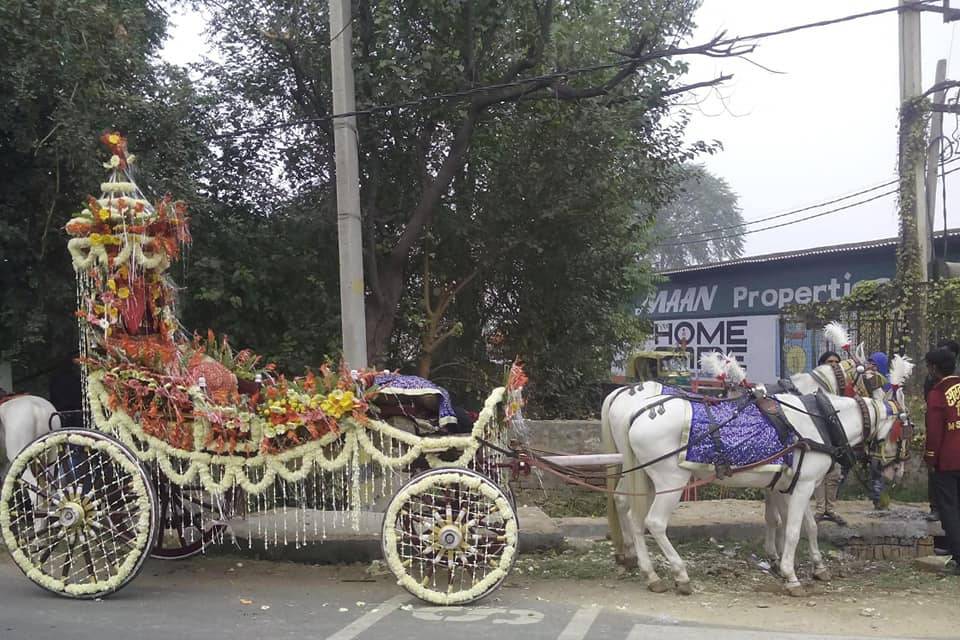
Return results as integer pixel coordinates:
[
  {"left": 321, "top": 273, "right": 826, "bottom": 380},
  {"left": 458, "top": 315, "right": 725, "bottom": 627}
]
[{"left": 888, "top": 355, "right": 915, "bottom": 388}]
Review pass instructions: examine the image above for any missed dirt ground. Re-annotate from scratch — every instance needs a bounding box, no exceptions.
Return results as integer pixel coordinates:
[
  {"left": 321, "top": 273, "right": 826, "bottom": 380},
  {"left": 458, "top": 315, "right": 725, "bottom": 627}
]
[{"left": 509, "top": 538, "right": 959, "bottom": 638}]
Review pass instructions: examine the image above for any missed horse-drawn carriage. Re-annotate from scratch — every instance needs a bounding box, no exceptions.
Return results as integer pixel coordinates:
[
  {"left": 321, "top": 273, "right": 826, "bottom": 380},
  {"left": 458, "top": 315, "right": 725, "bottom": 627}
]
[
  {"left": 0, "top": 134, "right": 523, "bottom": 604},
  {"left": 0, "top": 135, "right": 918, "bottom": 604}
]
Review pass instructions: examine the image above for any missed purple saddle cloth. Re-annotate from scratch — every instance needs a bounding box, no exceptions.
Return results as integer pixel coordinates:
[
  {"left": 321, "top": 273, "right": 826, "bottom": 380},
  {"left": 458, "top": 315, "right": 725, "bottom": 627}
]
[{"left": 683, "top": 400, "right": 794, "bottom": 468}]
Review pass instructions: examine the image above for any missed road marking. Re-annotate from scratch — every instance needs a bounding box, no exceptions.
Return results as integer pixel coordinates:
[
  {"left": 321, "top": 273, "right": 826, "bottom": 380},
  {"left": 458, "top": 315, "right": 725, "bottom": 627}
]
[
  {"left": 626, "top": 623, "right": 913, "bottom": 640},
  {"left": 556, "top": 606, "right": 600, "bottom": 640},
  {"left": 325, "top": 594, "right": 409, "bottom": 640},
  {"left": 410, "top": 606, "right": 543, "bottom": 625}
]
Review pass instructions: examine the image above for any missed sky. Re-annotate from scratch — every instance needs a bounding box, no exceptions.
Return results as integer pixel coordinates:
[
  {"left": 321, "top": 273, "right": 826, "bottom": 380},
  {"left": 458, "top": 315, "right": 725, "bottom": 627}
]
[{"left": 160, "top": 1, "right": 960, "bottom": 258}]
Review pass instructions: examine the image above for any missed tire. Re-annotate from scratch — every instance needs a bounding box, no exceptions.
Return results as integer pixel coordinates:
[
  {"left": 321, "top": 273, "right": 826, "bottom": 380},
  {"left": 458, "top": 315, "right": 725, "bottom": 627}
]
[
  {"left": 381, "top": 467, "right": 518, "bottom": 605},
  {"left": 0, "top": 429, "right": 157, "bottom": 598}
]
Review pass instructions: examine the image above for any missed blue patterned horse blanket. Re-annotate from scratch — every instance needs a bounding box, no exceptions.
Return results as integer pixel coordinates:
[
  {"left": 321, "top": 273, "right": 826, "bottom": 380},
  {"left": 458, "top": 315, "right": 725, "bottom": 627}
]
[
  {"left": 373, "top": 373, "right": 457, "bottom": 425},
  {"left": 682, "top": 399, "right": 794, "bottom": 469}
]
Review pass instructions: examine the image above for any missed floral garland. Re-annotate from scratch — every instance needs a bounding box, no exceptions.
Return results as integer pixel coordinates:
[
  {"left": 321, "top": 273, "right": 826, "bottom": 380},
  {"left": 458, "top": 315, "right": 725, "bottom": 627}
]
[
  {"left": 0, "top": 432, "right": 153, "bottom": 596},
  {"left": 381, "top": 471, "right": 518, "bottom": 605},
  {"left": 86, "top": 369, "right": 508, "bottom": 498}
]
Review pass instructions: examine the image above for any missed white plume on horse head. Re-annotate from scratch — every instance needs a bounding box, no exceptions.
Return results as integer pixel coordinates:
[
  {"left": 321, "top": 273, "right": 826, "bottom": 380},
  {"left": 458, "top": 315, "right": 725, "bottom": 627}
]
[
  {"left": 721, "top": 353, "right": 747, "bottom": 385},
  {"left": 823, "top": 322, "right": 851, "bottom": 352},
  {"left": 699, "top": 352, "right": 727, "bottom": 378},
  {"left": 855, "top": 342, "right": 867, "bottom": 363},
  {"left": 888, "top": 354, "right": 915, "bottom": 388}
]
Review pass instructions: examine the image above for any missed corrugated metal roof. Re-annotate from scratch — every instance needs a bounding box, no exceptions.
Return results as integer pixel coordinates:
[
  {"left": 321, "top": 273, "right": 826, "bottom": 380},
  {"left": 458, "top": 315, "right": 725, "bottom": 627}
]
[{"left": 658, "top": 229, "right": 960, "bottom": 276}]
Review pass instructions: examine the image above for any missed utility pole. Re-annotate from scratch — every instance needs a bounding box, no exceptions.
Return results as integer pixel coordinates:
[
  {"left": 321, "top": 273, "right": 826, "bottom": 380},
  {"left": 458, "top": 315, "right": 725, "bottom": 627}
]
[
  {"left": 329, "top": 0, "right": 368, "bottom": 368},
  {"left": 899, "top": 0, "right": 931, "bottom": 281},
  {"left": 925, "top": 59, "right": 948, "bottom": 277}
]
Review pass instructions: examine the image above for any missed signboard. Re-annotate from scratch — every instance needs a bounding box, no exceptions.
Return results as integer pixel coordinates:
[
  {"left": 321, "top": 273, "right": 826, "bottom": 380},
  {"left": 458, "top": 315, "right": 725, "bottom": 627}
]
[
  {"left": 645, "top": 315, "right": 780, "bottom": 383},
  {"left": 636, "top": 242, "right": 898, "bottom": 320},
  {"left": 642, "top": 272, "right": 894, "bottom": 319}
]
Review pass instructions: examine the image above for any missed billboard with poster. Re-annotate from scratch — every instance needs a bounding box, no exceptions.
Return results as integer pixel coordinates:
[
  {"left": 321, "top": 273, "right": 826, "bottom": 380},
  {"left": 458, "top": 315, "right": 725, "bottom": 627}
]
[{"left": 644, "top": 315, "right": 780, "bottom": 383}]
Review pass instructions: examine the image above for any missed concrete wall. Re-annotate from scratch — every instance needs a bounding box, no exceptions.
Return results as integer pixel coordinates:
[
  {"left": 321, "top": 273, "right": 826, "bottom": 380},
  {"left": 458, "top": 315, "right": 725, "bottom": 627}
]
[{"left": 525, "top": 420, "right": 603, "bottom": 455}]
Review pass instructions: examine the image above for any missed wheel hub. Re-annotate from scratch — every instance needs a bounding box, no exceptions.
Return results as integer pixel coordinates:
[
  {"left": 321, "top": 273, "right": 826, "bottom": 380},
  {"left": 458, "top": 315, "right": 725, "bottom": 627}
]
[
  {"left": 437, "top": 524, "right": 463, "bottom": 550},
  {"left": 58, "top": 502, "right": 85, "bottom": 531}
]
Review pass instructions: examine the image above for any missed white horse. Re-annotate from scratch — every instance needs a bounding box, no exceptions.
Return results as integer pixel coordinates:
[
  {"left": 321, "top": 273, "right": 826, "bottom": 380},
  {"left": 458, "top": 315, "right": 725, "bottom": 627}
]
[
  {"left": 603, "top": 322, "right": 877, "bottom": 567},
  {"left": 0, "top": 394, "right": 61, "bottom": 479}
]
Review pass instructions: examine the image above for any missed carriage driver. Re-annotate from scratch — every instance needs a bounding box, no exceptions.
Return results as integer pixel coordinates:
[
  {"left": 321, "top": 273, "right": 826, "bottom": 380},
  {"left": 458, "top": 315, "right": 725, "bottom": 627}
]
[{"left": 924, "top": 348, "right": 960, "bottom": 575}]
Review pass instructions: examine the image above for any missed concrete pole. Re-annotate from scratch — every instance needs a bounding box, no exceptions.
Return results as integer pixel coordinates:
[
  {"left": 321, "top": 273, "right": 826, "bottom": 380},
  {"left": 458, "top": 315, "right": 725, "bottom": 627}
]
[
  {"left": 329, "top": 0, "right": 368, "bottom": 368},
  {"left": 899, "top": 0, "right": 931, "bottom": 281},
  {"left": 925, "top": 59, "right": 948, "bottom": 275}
]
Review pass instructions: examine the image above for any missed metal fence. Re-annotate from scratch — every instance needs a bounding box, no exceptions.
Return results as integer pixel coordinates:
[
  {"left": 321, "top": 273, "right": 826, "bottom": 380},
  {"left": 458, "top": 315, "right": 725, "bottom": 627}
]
[{"left": 780, "top": 281, "right": 960, "bottom": 377}]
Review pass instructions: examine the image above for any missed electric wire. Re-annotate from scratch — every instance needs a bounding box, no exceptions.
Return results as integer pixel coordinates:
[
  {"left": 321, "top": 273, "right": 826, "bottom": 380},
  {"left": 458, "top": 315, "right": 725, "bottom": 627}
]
[
  {"left": 670, "top": 157, "right": 960, "bottom": 241},
  {"left": 657, "top": 165, "right": 960, "bottom": 248},
  {"left": 207, "top": 0, "right": 939, "bottom": 140}
]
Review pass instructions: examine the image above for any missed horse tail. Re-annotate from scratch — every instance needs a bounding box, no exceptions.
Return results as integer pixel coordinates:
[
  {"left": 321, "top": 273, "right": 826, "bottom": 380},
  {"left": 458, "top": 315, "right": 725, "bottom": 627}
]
[
  {"left": 600, "top": 391, "right": 623, "bottom": 552},
  {"left": 622, "top": 421, "right": 652, "bottom": 533}
]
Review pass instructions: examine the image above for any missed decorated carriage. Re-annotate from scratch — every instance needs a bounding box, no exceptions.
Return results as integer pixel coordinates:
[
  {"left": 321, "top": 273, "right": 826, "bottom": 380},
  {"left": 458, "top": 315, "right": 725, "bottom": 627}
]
[{"left": 0, "top": 134, "right": 524, "bottom": 604}]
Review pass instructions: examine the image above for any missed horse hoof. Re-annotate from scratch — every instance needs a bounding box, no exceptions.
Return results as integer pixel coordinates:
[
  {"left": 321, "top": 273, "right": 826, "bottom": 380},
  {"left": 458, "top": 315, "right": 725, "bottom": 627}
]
[
  {"left": 647, "top": 579, "right": 669, "bottom": 593},
  {"left": 676, "top": 580, "right": 693, "bottom": 596},
  {"left": 813, "top": 568, "right": 832, "bottom": 582},
  {"left": 785, "top": 583, "right": 805, "bottom": 598}
]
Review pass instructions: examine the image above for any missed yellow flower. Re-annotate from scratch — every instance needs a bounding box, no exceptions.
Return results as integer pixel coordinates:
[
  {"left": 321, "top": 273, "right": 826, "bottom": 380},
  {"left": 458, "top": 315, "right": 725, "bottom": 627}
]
[
  {"left": 108, "top": 133, "right": 120, "bottom": 145},
  {"left": 98, "top": 208, "right": 111, "bottom": 221},
  {"left": 107, "top": 279, "right": 117, "bottom": 292},
  {"left": 89, "top": 233, "right": 102, "bottom": 244},
  {"left": 117, "top": 287, "right": 130, "bottom": 300}
]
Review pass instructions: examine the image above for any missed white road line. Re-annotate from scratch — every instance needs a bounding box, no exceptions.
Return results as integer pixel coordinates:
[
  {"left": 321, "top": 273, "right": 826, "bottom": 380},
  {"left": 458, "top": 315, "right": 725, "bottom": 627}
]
[
  {"left": 325, "top": 594, "right": 410, "bottom": 640},
  {"left": 556, "top": 606, "right": 600, "bottom": 640},
  {"left": 626, "top": 623, "right": 915, "bottom": 640}
]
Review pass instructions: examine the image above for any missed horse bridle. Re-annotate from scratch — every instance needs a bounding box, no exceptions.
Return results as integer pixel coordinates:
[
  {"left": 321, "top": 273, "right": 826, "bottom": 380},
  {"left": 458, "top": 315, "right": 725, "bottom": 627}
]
[{"left": 854, "top": 395, "right": 911, "bottom": 466}]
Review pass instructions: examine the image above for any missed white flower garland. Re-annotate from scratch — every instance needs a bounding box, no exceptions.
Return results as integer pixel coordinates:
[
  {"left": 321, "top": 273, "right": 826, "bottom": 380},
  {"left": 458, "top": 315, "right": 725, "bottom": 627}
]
[
  {"left": 68, "top": 236, "right": 170, "bottom": 271},
  {"left": 85, "top": 371, "right": 508, "bottom": 501},
  {"left": 381, "top": 471, "right": 518, "bottom": 605},
  {"left": 101, "top": 182, "right": 136, "bottom": 193},
  {"left": 0, "top": 432, "right": 153, "bottom": 596}
]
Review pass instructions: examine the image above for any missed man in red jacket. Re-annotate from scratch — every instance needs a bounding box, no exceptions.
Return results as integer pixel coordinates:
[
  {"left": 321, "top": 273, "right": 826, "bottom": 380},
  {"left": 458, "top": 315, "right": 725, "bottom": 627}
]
[{"left": 924, "top": 348, "right": 960, "bottom": 573}]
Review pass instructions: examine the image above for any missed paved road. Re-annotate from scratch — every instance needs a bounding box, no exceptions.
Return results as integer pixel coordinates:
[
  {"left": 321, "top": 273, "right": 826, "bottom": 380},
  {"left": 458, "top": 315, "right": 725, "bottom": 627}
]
[{"left": 0, "top": 555, "right": 922, "bottom": 640}]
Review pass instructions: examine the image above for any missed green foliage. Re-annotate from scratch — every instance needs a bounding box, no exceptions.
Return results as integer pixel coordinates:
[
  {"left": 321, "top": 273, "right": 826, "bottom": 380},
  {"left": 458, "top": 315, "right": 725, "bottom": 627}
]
[
  {"left": 197, "top": 0, "right": 713, "bottom": 415},
  {"left": 0, "top": 0, "right": 208, "bottom": 391},
  {"left": 647, "top": 163, "right": 743, "bottom": 270}
]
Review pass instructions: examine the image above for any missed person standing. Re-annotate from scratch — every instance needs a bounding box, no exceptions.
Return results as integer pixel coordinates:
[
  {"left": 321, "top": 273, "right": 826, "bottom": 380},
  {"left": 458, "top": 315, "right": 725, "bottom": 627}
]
[
  {"left": 813, "top": 351, "right": 847, "bottom": 525},
  {"left": 925, "top": 339, "right": 960, "bottom": 522},
  {"left": 924, "top": 348, "right": 960, "bottom": 574}
]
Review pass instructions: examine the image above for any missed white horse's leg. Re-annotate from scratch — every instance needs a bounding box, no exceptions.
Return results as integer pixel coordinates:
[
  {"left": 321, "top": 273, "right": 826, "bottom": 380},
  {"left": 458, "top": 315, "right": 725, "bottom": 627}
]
[
  {"left": 778, "top": 479, "right": 818, "bottom": 594},
  {"left": 613, "top": 492, "right": 638, "bottom": 567},
  {"left": 615, "top": 478, "right": 664, "bottom": 589},
  {"left": 762, "top": 490, "right": 781, "bottom": 562},
  {"left": 802, "top": 503, "right": 829, "bottom": 581},
  {"left": 644, "top": 463, "right": 693, "bottom": 594}
]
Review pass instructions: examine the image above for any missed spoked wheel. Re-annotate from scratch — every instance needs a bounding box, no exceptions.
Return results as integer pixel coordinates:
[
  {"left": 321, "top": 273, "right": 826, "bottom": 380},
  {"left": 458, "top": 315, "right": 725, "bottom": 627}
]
[
  {"left": 382, "top": 467, "right": 518, "bottom": 605},
  {"left": 0, "top": 429, "right": 157, "bottom": 599},
  {"left": 151, "top": 478, "right": 230, "bottom": 560}
]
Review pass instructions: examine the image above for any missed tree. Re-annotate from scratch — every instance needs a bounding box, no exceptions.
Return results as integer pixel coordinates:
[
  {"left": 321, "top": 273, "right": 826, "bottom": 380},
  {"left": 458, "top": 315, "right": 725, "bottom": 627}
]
[
  {"left": 0, "top": 0, "right": 209, "bottom": 390},
  {"left": 195, "top": 0, "right": 745, "bottom": 369},
  {"left": 647, "top": 164, "right": 743, "bottom": 270}
]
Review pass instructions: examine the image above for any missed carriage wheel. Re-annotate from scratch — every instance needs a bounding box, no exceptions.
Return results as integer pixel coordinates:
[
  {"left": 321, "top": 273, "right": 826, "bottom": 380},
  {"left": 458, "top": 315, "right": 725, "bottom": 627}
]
[
  {"left": 381, "top": 467, "right": 518, "bottom": 605},
  {"left": 0, "top": 429, "right": 157, "bottom": 599},
  {"left": 151, "top": 479, "right": 230, "bottom": 560}
]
